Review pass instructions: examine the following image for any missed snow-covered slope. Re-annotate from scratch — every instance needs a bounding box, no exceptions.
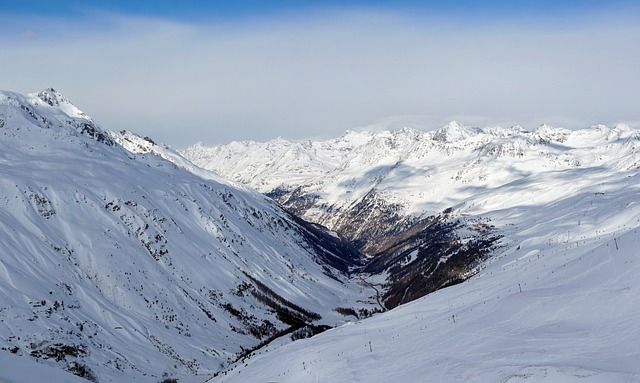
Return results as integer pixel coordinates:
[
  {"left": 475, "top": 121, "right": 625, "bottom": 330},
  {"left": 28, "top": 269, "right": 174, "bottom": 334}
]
[
  {"left": 5, "top": 87, "right": 639, "bottom": 382},
  {"left": 0, "top": 89, "right": 374, "bottom": 382},
  {"left": 208, "top": 161, "right": 640, "bottom": 382},
  {"left": 183, "top": 121, "right": 640, "bottom": 224},
  {"left": 183, "top": 122, "right": 640, "bottom": 308},
  {"left": 0, "top": 351, "right": 89, "bottom": 383}
]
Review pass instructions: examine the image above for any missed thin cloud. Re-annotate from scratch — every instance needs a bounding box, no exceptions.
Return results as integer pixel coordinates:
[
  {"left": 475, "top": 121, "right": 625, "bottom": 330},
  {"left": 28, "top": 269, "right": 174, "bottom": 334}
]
[{"left": 0, "top": 7, "right": 639, "bottom": 147}]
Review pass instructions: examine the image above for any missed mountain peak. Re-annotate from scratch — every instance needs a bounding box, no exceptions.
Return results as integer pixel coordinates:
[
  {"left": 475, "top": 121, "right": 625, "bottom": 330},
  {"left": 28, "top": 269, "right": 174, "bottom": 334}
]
[
  {"left": 432, "top": 121, "right": 479, "bottom": 142},
  {"left": 0, "top": 88, "right": 113, "bottom": 146},
  {"left": 396, "top": 126, "right": 422, "bottom": 137},
  {"left": 30, "top": 87, "right": 93, "bottom": 121},
  {"left": 36, "top": 87, "right": 69, "bottom": 107},
  {"left": 533, "top": 123, "right": 571, "bottom": 143}
]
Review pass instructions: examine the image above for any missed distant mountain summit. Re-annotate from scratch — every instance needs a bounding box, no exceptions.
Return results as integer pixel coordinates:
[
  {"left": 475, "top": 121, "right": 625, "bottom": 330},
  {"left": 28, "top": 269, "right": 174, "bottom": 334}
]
[
  {"left": 184, "top": 122, "right": 640, "bottom": 220},
  {"left": 432, "top": 120, "right": 479, "bottom": 142}
]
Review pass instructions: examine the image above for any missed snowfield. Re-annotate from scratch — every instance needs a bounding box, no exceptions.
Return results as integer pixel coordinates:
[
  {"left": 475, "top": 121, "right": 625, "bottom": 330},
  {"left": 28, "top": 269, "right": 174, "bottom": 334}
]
[{"left": 0, "top": 351, "right": 88, "bottom": 383}]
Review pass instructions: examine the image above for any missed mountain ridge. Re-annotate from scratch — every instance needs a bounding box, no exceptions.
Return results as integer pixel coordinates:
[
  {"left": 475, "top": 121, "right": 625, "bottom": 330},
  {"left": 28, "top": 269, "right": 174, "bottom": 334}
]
[
  {"left": 0, "top": 89, "right": 374, "bottom": 382},
  {"left": 188, "top": 124, "right": 640, "bottom": 383},
  {"left": 182, "top": 121, "right": 640, "bottom": 221},
  {"left": 182, "top": 122, "right": 640, "bottom": 308}
]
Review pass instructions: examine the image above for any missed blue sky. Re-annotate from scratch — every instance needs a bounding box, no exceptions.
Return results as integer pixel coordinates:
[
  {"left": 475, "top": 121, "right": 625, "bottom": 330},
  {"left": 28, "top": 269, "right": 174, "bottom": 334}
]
[
  {"left": 2, "top": 1, "right": 633, "bottom": 20},
  {"left": 1, "top": 1, "right": 639, "bottom": 147}
]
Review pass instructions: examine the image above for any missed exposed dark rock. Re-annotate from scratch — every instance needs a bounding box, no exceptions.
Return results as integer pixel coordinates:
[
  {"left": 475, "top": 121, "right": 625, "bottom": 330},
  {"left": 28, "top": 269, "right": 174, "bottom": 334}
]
[
  {"left": 364, "top": 214, "right": 501, "bottom": 309},
  {"left": 272, "top": 187, "right": 502, "bottom": 310}
]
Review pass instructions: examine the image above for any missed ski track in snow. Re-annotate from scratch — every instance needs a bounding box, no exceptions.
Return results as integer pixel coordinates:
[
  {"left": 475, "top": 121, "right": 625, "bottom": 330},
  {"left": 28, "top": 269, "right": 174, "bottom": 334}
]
[{"left": 210, "top": 222, "right": 640, "bottom": 382}]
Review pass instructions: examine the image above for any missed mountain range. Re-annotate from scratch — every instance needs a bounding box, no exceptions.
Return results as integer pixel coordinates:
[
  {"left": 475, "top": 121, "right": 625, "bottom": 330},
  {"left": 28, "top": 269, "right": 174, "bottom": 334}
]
[
  {"left": 183, "top": 121, "right": 640, "bottom": 307},
  {"left": 1, "top": 88, "right": 639, "bottom": 382},
  {"left": 185, "top": 121, "right": 640, "bottom": 383}
]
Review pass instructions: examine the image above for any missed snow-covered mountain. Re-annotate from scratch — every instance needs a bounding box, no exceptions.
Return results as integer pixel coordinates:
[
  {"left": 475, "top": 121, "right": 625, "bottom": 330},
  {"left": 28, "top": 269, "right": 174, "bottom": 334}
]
[
  {"left": 0, "top": 89, "right": 376, "bottom": 382},
  {"left": 183, "top": 122, "right": 640, "bottom": 307},
  {"left": 4, "top": 87, "right": 639, "bottom": 382},
  {"left": 186, "top": 124, "right": 640, "bottom": 382},
  {"left": 183, "top": 121, "right": 640, "bottom": 222},
  {"left": 208, "top": 182, "right": 640, "bottom": 382}
]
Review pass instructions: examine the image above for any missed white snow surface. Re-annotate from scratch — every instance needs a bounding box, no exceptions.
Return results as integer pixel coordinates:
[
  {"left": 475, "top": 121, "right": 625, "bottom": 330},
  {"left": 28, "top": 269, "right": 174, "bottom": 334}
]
[
  {"left": 0, "top": 89, "right": 374, "bottom": 382},
  {"left": 3, "top": 88, "right": 640, "bottom": 382},
  {"left": 186, "top": 122, "right": 640, "bottom": 382},
  {"left": 209, "top": 173, "right": 640, "bottom": 382},
  {"left": 183, "top": 122, "right": 640, "bottom": 227},
  {"left": 0, "top": 351, "right": 88, "bottom": 383}
]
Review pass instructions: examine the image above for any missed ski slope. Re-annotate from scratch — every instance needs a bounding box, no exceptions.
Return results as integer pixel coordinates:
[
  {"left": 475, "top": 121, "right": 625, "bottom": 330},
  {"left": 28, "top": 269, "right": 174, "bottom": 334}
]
[{"left": 209, "top": 170, "right": 640, "bottom": 382}]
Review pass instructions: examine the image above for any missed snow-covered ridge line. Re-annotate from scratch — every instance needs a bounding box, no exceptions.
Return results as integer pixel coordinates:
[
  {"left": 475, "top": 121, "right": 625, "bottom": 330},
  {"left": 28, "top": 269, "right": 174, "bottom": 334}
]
[
  {"left": 182, "top": 121, "right": 640, "bottom": 220},
  {"left": 182, "top": 119, "right": 640, "bottom": 310},
  {"left": 1, "top": 88, "right": 114, "bottom": 145},
  {"left": 0, "top": 88, "right": 374, "bottom": 382},
  {"left": 30, "top": 88, "right": 94, "bottom": 121}
]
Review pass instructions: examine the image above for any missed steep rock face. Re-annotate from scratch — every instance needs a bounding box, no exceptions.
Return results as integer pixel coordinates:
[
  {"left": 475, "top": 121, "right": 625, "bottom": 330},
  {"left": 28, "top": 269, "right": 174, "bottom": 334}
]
[{"left": 0, "top": 89, "right": 372, "bottom": 382}]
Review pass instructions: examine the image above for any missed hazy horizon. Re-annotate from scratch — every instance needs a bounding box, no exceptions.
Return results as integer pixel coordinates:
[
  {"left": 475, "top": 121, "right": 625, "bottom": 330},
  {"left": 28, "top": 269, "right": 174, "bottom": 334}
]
[{"left": 2, "top": 0, "right": 639, "bottom": 148}]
